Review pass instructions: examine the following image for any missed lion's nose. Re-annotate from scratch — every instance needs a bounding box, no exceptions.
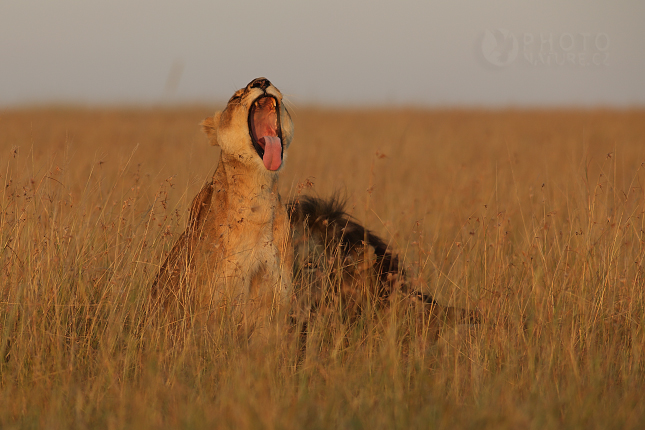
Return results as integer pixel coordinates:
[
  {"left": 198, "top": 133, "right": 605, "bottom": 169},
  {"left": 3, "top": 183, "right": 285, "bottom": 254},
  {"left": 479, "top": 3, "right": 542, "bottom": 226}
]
[{"left": 249, "top": 77, "right": 271, "bottom": 90}]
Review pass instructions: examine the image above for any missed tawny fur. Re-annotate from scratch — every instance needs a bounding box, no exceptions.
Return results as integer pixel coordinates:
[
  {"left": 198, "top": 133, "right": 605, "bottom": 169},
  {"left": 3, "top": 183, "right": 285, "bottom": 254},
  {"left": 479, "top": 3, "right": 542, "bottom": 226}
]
[{"left": 152, "top": 78, "right": 294, "bottom": 327}]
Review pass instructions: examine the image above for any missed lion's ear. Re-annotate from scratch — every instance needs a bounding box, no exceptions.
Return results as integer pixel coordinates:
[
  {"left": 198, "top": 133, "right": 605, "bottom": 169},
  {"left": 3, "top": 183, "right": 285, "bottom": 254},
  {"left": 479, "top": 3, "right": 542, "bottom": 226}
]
[{"left": 201, "top": 112, "right": 221, "bottom": 146}]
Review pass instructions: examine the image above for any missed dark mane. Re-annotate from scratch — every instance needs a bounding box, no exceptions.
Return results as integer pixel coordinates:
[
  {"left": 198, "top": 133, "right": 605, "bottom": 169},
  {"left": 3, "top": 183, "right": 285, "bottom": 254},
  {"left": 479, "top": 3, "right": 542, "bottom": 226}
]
[{"left": 288, "top": 194, "right": 406, "bottom": 300}]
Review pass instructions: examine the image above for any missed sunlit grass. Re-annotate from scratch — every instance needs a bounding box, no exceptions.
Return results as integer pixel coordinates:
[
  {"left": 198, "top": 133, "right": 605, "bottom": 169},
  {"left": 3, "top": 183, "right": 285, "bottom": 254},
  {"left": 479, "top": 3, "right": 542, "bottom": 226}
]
[{"left": 1, "top": 107, "right": 644, "bottom": 428}]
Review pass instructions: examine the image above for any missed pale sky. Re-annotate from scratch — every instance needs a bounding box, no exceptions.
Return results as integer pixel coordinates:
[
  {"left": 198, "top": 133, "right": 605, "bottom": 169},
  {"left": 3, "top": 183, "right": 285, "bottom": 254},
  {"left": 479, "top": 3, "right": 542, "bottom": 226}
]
[{"left": 1, "top": 1, "right": 644, "bottom": 107}]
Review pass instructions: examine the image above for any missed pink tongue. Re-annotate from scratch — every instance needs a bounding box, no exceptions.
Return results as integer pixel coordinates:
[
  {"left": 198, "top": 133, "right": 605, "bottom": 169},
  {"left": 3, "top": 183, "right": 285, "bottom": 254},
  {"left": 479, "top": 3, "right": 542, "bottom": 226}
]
[{"left": 259, "top": 136, "right": 282, "bottom": 171}]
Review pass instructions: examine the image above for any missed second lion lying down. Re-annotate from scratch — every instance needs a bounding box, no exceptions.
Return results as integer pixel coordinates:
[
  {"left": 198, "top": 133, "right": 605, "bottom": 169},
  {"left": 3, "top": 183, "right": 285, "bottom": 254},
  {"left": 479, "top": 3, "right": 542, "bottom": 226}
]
[{"left": 152, "top": 77, "right": 478, "bottom": 334}]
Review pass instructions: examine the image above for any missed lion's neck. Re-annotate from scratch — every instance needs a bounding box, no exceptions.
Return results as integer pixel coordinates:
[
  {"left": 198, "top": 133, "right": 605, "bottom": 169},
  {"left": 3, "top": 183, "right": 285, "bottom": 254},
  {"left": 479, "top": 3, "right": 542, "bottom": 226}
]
[{"left": 214, "top": 153, "right": 280, "bottom": 223}]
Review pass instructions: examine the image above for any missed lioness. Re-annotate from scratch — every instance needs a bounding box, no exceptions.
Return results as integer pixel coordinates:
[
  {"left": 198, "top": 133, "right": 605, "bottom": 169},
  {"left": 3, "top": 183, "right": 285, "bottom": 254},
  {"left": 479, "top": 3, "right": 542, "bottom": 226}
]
[{"left": 152, "top": 77, "right": 293, "bottom": 328}]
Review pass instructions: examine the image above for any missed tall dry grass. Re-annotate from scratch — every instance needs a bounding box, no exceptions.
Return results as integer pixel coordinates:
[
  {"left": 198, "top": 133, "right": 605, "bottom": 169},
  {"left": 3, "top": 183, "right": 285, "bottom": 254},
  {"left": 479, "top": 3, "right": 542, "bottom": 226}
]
[{"left": 1, "top": 106, "right": 645, "bottom": 428}]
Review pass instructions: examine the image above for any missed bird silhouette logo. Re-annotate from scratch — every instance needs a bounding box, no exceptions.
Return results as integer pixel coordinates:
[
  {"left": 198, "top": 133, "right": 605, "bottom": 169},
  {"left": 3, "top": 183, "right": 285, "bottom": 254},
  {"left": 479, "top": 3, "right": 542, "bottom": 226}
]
[{"left": 481, "top": 29, "right": 518, "bottom": 67}]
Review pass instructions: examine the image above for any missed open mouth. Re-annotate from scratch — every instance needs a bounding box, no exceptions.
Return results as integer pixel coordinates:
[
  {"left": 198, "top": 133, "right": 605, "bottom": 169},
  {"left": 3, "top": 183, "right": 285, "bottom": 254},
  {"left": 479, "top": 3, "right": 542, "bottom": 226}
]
[{"left": 248, "top": 95, "right": 283, "bottom": 171}]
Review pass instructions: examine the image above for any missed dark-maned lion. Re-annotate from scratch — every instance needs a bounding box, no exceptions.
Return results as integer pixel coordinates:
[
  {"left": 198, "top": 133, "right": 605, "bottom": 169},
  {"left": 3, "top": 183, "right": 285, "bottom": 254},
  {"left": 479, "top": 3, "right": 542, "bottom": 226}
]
[{"left": 288, "top": 195, "right": 479, "bottom": 339}]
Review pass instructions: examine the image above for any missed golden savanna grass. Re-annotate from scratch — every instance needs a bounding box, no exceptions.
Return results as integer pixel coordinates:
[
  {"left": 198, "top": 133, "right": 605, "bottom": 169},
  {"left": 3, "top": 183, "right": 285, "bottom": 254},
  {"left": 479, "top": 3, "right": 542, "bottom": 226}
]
[{"left": 1, "top": 106, "right": 645, "bottom": 428}]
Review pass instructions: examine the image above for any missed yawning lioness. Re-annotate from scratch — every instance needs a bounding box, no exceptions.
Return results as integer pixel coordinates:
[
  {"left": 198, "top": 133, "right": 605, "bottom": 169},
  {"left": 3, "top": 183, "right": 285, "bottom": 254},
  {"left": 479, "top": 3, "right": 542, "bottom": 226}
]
[{"left": 152, "top": 78, "right": 293, "bottom": 330}]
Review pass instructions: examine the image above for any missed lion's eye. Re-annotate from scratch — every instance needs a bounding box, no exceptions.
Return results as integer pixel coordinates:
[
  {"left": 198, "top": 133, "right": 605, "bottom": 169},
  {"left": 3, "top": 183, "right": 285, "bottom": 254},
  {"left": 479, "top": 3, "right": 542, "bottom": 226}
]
[{"left": 228, "top": 93, "right": 242, "bottom": 103}]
